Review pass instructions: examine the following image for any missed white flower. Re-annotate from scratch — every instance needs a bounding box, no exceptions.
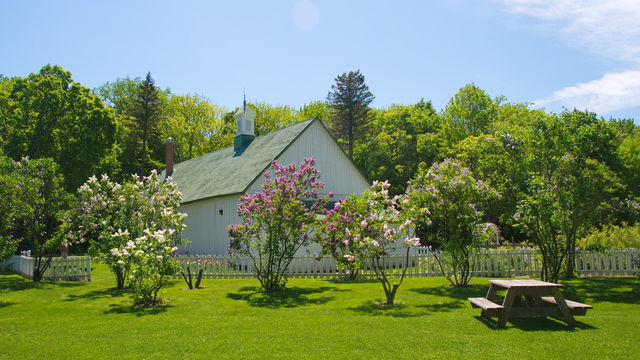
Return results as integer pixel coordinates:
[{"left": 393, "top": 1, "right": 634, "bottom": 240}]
[{"left": 404, "top": 237, "right": 421, "bottom": 247}]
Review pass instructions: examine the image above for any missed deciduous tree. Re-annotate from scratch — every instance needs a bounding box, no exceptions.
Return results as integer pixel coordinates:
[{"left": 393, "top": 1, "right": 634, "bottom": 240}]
[{"left": 1, "top": 65, "right": 116, "bottom": 190}]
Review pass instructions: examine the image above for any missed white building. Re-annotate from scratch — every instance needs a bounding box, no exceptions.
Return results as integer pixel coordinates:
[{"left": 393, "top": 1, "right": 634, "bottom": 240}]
[{"left": 164, "top": 103, "right": 369, "bottom": 254}]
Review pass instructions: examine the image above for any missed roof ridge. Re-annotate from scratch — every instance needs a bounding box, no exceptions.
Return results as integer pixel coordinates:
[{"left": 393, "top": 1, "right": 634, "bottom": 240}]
[{"left": 174, "top": 118, "right": 315, "bottom": 168}]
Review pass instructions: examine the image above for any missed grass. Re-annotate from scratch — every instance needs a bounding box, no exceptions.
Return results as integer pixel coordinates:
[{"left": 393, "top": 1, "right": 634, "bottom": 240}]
[{"left": 0, "top": 265, "right": 638, "bottom": 359}]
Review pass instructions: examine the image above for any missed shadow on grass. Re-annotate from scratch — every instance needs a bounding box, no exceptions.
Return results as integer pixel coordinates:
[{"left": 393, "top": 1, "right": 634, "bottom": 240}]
[
  {"left": 63, "top": 288, "right": 127, "bottom": 302},
  {"left": 473, "top": 315, "right": 597, "bottom": 331},
  {"left": 348, "top": 299, "right": 435, "bottom": 318},
  {"left": 415, "top": 300, "right": 466, "bottom": 312},
  {"left": 104, "top": 303, "right": 174, "bottom": 316},
  {"left": 0, "top": 275, "right": 84, "bottom": 293},
  {"left": 411, "top": 284, "right": 486, "bottom": 300},
  {"left": 0, "top": 301, "right": 16, "bottom": 309},
  {"left": 227, "top": 286, "right": 343, "bottom": 308},
  {"left": 562, "top": 277, "right": 639, "bottom": 305},
  {"left": 327, "top": 278, "right": 379, "bottom": 284}
]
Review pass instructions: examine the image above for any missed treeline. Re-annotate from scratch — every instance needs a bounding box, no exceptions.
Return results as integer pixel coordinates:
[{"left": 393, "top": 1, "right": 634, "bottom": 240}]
[{"left": 1, "top": 65, "right": 639, "bottom": 249}]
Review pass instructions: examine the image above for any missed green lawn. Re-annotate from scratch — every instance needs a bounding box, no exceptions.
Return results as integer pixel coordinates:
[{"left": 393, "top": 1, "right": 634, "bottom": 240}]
[{"left": 0, "top": 265, "right": 638, "bottom": 360}]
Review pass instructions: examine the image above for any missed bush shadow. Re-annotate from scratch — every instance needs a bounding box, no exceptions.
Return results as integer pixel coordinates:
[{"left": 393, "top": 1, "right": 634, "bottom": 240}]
[
  {"left": 562, "top": 277, "right": 639, "bottom": 305},
  {"left": 226, "top": 286, "right": 342, "bottom": 308},
  {"left": 415, "top": 300, "right": 466, "bottom": 313},
  {"left": 327, "top": 278, "right": 379, "bottom": 284},
  {"left": 103, "top": 303, "right": 174, "bottom": 316},
  {"left": 348, "top": 299, "right": 435, "bottom": 318},
  {"left": 63, "top": 288, "right": 127, "bottom": 302},
  {"left": 0, "top": 275, "right": 84, "bottom": 293},
  {"left": 411, "top": 284, "right": 486, "bottom": 301},
  {"left": 0, "top": 301, "right": 16, "bottom": 309}
]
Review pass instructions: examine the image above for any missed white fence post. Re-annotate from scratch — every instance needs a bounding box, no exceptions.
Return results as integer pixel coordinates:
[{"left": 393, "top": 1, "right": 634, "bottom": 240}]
[{"left": 172, "top": 248, "right": 640, "bottom": 279}]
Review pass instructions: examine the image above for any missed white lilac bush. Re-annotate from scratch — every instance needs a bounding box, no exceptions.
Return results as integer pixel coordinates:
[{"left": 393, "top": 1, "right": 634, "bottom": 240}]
[{"left": 69, "top": 170, "right": 187, "bottom": 304}]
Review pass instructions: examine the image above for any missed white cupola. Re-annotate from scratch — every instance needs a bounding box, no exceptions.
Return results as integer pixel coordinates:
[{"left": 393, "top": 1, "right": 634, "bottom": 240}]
[
  {"left": 233, "top": 98, "right": 256, "bottom": 154},
  {"left": 234, "top": 99, "right": 255, "bottom": 137}
]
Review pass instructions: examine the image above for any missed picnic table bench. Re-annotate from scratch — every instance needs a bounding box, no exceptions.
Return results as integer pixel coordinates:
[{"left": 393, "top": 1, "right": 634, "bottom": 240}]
[{"left": 469, "top": 279, "right": 592, "bottom": 328}]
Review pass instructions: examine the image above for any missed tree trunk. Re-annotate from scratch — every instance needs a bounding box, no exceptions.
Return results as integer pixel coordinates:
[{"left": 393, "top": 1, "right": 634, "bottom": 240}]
[{"left": 115, "top": 265, "right": 126, "bottom": 289}]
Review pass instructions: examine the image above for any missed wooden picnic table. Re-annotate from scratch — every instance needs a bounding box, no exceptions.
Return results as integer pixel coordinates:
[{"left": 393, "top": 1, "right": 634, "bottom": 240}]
[{"left": 469, "top": 279, "right": 592, "bottom": 328}]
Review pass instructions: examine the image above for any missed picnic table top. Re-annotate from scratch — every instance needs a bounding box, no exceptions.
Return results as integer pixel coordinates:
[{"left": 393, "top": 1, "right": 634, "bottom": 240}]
[{"left": 488, "top": 279, "right": 564, "bottom": 288}]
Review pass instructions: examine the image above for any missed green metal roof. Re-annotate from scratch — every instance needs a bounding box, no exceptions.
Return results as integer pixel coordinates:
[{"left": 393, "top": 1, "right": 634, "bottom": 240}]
[{"left": 165, "top": 118, "right": 315, "bottom": 204}]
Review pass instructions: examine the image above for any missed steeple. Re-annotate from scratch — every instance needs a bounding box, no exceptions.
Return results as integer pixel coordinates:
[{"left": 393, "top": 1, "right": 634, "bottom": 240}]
[{"left": 234, "top": 97, "right": 255, "bottom": 154}]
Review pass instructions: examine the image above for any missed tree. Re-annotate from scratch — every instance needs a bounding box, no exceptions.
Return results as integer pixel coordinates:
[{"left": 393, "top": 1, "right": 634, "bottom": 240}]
[
  {"left": 0, "top": 157, "right": 70, "bottom": 281},
  {"left": 249, "top": 102, "right": 298, "bottom": 136},
  {"left": 442, "top": 83, "right": 499, "bottom": 139},
  {"left": 327, "top": 70, "right": 375, "bottom": 159},
  {"left": 515, "top": 156, "right": 619, "bottom": 281},
  {"left": 405, "top": 159, "right": 499, "bottom": 286},
  {"left": 618, "top": 128, "right": 640, "bottom": 195},
  {"left": 353, "top": 100, "right": 441, "bottom": 195},
  {"left": 0, "top": 65, "right": 116, "bottom": 190},
  {"left": 454, "top": 132, "right": 528, "bottom": 242},
  {"left": 296, "top": 101, "right": 330, "bottom": 122},
  {"left": 228, "top": 159, "right": 329, "bottom": 292},
  {"left": 317, "top": 181, "right": 420, "bottom": 304},
  {"left": 130, "top": 73, "right": 164, "bottom": 176},
  {"left": 68, "top": 171, "right": 187, "bottom": 290},
  {"left": 162, "top": 94, "right": 226, "bottom": 162},
  {"left": 0, "top": 155, "right": 28, "bottom": 261}
]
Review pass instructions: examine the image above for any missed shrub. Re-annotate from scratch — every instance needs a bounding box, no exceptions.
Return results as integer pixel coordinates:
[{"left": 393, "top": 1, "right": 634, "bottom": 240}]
[
  {"left": 69, "top": 170, "right": 187, "bottom": 303},
  {"left": 228, "top": 159, "right": 329, "bottom": 292},
  {"left": 318, "top": 180, "right": 420, "bottom": 305},
  {"left": 405, "top": 158, "right": 498, "bottom": 286},
  {"left": 578, "top": 223, "right": 640, "bottom": 251}
]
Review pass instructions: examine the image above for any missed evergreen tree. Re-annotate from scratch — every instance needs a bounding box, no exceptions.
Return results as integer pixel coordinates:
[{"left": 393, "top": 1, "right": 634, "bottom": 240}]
[
  {"left": 326, "top": 70, "right": 375, "bottom": 159},
  {"left": 130, "top": 73, "right": 163, "bottom": 176}
]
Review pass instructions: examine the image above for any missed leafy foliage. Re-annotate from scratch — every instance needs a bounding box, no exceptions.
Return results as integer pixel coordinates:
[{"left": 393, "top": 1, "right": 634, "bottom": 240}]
[
  {"left": 228, "top": 159, "right": 329, "bottom": 292},
  {"left": 0, "top": 65, "right": 116, "bottom": 190},
  {"left": 354, "top": 100, "right": 441, "bottom": 195},
  {"left": 516, "top": 156, "right": 620, "bottom": 282},
  {"left": 68, "top": 171, "right": 187, "bottom": 294},
  {"left": 162, "top": 93, "right": 227, "bottom": 162},
  {"left": 578, "top": 222, "right": 640, "bottom": 251},
  {"left": 0, "top": 156, "right": 70, "bottom": 280},
  {"left": 317, "top": 181, "right": 419, "bottom": 304},
  {"left": 405, "top": 159, "right": 498, "bottom": 286}
]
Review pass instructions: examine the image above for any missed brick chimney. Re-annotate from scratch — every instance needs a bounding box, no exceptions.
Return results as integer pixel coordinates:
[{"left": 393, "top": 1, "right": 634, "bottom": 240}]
[{"left": 165, "top": 137, "right": 174, "bottom": 177}]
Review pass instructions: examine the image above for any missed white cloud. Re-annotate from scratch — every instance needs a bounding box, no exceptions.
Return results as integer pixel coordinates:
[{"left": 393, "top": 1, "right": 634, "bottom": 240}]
[
  {"left": 534, "top": 70, "right": 640, "bottom": 114},
  {"left": 292, "top": 0, "right": 319, "bottom": 31},
  {"left": 497, "top": 0, "right": 640, "bottom": 114}
]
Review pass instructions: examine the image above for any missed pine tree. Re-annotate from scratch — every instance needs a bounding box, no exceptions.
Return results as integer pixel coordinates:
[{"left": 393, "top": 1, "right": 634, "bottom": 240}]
[
  {"left": 326, "top": 70, "right": 375, "bottom": 159},
  {"left": 131, "top": 72, "right": 163, "bottom": 176}
]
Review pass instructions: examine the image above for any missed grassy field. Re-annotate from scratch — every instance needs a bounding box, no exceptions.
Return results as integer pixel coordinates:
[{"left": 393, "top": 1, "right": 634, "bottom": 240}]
[{"left": 0, "top": 265, "right": 638, "bottom": 360}]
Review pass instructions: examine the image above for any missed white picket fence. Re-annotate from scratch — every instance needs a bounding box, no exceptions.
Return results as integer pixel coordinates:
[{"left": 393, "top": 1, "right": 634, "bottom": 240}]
[
  {"left": 176, "top": 248, "right": 640, "bottom": 279},
  {"left": 1, "top": 255, "right": 91, "bottom": 281}
]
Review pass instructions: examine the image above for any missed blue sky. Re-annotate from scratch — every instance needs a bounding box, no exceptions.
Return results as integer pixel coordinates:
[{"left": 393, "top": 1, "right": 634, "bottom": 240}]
[{"left": 1, "top": 0, "right": 638, "bottom": 121}]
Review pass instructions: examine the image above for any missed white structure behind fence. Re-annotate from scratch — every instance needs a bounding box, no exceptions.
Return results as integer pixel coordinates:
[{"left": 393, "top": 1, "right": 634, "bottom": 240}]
[
  {"left": 177, "top": 248, "right": 639, "bottom": 279},
  {"left": 1, "top": 255, "right": 91, "bottom": 281}
]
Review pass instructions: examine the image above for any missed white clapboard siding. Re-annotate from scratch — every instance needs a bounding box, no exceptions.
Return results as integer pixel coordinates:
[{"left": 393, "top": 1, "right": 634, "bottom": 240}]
[{"left": 176, "top": 248, "right": 640, "bottom": 279}]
